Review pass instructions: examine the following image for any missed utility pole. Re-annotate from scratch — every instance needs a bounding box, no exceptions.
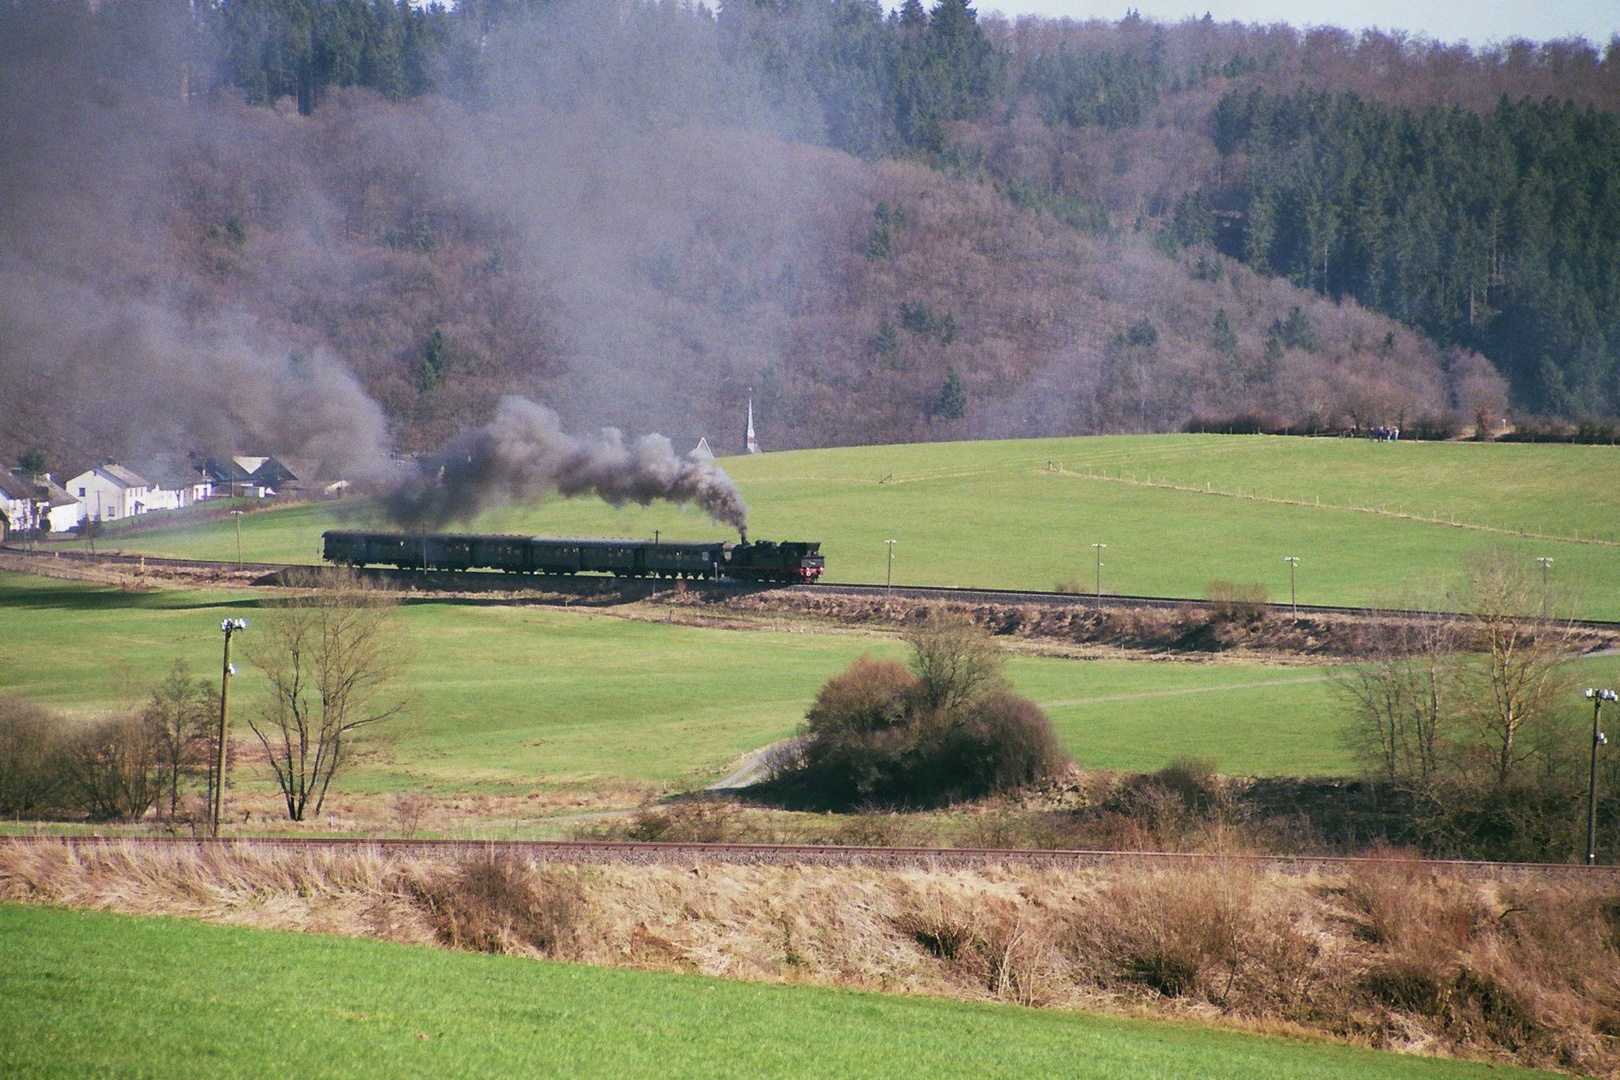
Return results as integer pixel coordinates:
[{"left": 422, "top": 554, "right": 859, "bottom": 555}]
[
  {"left": 1585, "top": 688, "right": 1615, "bottom": 866},
  {"left": 1284, "top": 556, "right": 1300, "bottom": 619},
  {"left": 1536, "top": 556, "right": 1553, "bottom": 617},
  {"left": 232, "top": 510, "right": 244, "bottom": 568},
  {"left": 212, "top": 618, "right": 249, "bottom": 838},
  {"left": 885, "top": 539, "right": 897, "bottom": 594},
  {"left": 1091, "top": 543, "right": 1107, "bottom": 601}
]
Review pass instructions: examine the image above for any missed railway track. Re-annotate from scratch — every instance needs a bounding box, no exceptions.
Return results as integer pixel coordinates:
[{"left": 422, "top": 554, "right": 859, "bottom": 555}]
[
  {"left": 7, "top": 545, "right": 1619, "bottom": 629},
  {"left": 4, "top": 834, "right": 1616, "bottom": 880}
]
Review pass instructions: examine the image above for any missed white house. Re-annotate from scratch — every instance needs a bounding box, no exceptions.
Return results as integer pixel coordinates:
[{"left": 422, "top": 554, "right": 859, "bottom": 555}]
[
  {"left": 0, "top": 472, "right": 38, "bottom": 539},
  {"left": 0, "top": 471, "right": 83, "bottom": 535},
  {"left": 130, "top": 457, "right": 214, "bottom": 510},
  {"left": 66, "top": 462, "right": 155, "bottom": 521},
  {"left": 42, "top": 481, "right": 84, "bottom": 532}
]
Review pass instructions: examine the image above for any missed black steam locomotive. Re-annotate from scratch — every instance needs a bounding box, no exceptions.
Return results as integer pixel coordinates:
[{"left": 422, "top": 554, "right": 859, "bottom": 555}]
[{"left": 321, "top": 530, "right": 825, "bottom": 583}]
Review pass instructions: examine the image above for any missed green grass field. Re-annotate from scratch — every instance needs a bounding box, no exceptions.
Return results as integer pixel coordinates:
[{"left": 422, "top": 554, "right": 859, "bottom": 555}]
[
  {"left": 5, "top": 572, "right": 1618, "bottom": 797},
  {"left": 98, "top": 435, "right": 1620, "bottom": 618},
  {"left": 0, "top": 903, "right": 1558, "bottom": 1080}
]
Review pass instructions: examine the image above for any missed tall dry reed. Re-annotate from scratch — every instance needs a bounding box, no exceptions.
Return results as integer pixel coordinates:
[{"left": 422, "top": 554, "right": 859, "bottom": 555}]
[{"left": 2, "top": 842, "right": 1616, "bottom": 1075}]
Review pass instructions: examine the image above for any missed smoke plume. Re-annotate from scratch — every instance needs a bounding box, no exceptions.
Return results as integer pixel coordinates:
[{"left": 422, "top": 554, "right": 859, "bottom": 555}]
[{"left": 385, "top": 396, "right": 748, "bottom": 531}]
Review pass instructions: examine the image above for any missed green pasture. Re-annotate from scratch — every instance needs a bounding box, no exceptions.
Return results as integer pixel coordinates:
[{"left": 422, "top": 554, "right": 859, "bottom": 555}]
[
  {"left": 97, "top": 435, "right": 1620, "bottom": 618},
  {"left": 0, "top": 904, "right": 1557, "bottom": 1080},
  {"left": 6, "top": 573, "right": 1620, "bottom": 798}
]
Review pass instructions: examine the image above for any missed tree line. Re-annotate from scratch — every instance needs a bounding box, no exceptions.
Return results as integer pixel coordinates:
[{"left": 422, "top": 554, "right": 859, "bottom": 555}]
[
  {"left": 191, "top": 0, "right": 1619, "bottom": 419},
  {"left": 1193, "top": 89, "right": 1620, "bottom": 418},
  {"left": 6, "top": 0, "right": 1618, "bottom": 456},
  {"left": 200, "top": 0, "right": 1003, "bottom": 153},
  {"left": 0, "top": 570, "right": 403, "bottom": 826}
]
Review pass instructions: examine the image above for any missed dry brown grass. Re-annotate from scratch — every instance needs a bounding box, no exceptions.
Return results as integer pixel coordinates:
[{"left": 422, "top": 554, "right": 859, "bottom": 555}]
[{"left": 2, "top": 842, "right": 1617, "bottom": 1075}]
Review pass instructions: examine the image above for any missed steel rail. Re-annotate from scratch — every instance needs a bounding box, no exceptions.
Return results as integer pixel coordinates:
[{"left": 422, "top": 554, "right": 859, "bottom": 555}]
[
  {"left": 6, "top": 545, "right": 1618, "bottom": 631},
  {"left": 3, "top": 834, "right": 1615, "bottom": 880}
]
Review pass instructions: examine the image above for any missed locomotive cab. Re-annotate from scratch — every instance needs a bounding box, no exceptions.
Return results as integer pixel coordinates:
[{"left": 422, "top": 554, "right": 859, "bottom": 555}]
[{"left": 724, "top": 539, "right": 824, "bottom": 582}]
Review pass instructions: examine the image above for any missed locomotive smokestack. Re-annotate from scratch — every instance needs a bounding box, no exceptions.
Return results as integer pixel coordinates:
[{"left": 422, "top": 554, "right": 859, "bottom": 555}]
[{"left": 385, "top": 396, "right": 749, "bottom": 531}]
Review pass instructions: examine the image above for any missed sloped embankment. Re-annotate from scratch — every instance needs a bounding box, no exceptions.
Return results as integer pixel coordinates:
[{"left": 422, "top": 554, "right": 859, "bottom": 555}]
[{"left": 3, "top": 842, "right": 1616, "bottom": 1076}]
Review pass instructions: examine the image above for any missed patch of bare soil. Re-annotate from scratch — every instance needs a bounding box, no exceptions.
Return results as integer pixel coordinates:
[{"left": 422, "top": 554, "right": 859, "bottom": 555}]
[{"left": 668, "top": 589, "right": 1620, "bottom": 660}]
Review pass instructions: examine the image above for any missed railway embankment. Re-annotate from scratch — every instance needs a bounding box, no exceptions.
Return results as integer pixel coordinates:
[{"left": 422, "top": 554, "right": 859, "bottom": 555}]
[
  {"left": 6, "top": 545, "right": 1617, "bottom": 660},
  {"left": 3, "top": 837, "right": 1618, "bottom": 1076}
]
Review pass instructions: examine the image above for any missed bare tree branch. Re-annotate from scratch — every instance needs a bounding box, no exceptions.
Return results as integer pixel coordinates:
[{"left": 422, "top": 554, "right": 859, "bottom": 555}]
[{"left": 246, "top": 568, "right": 405, "bottom": 822}]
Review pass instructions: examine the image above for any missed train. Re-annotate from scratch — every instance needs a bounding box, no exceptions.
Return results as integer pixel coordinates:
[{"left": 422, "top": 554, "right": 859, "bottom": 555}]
[{"left": 321, "top": 530, "right": 825, "bottom": 583}]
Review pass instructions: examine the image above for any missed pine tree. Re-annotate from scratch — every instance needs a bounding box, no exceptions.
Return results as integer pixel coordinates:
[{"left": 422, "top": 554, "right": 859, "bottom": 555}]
[{"left": 934, "top": 365, "right": 967, "bottom": 420}]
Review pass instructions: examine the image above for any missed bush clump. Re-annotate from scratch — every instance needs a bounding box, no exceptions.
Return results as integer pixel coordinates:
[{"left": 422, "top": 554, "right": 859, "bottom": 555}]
[
  {"left": 406, "top": 856, "right": 586, "bottom": 958},
  {"left": 763, "top": 616, "right": 1068, "bottom": 809},
  {"left": 0, "top": 696, "right": 68, "bottom": 816}
]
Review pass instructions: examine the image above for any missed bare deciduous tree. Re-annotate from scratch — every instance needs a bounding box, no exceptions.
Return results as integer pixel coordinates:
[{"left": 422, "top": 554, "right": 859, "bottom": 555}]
[
  {"left": 1339, "top": 551, "right": 1587, "bottom": 857},
  {"left": 141, "top": 659, "right": 217, "bottom": 821},
  {"left": 1459, "top": 549, "right": 1580, "bottom": 786},
  {"left": 0, "top": 696, "right": 68, "bottom": 816},
  {"left": 1338, "top": 616, "right": 1463, "bottom": 794},
  {"left": 59, "top": 715, "right": 162, "bottom": 822},
  {"left": 247, "top": 569, "right": 405, "bottom": 822},
  {"left": 905, "top": 616, "right": 1010, "bottom": 712}
]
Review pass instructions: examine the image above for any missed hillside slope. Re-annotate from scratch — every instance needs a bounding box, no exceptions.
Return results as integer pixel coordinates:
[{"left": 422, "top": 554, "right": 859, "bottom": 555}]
[{"left": 7, "top": 0, "right": 1615, "bottom": 476}]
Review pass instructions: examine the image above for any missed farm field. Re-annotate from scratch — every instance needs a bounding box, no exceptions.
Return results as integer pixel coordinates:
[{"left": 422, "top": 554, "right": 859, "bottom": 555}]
[
  {"left": 5, "top": 571, "right": 1619, "bottom": 800},
  {"left": 96, "top": 435, "right": 1620, "bottom": 618},
  {"left": 0, "top": 903, "right": 1559, "bottom": 1080},
  {"left": 0, "top": 571, "right": 1394, "bottom": 793}
]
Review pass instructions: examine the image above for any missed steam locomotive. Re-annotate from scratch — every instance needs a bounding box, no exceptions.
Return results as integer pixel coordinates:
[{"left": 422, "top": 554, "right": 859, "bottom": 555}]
[{"left": 321, "top": 530, "right": 825, "bottom": 583}]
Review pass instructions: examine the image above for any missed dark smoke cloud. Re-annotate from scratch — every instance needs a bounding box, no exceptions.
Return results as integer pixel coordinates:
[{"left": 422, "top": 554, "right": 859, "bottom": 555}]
[
  {"left": 385, "top": 396, "right": 748, "bottom": 532},
  {"left": 0, "top": 0, "right": 833, "bottom": 477}
]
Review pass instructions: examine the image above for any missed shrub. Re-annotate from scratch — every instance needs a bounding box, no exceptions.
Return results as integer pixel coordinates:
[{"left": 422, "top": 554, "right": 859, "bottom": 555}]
[
  {"left": 804, "top": 657, "right": 916, "bottom": 743},
  {"left": 407, "top": 856, "right": 586, "bottom": 958},
  {"left": 58, "top": 714, "right": 162, "bottom": 822},
  {"left": 1070, "top": 862, "right": 1322, "bottom": 1014},
  {"left": 904, "top": 617, "right": 1008, "bottom": 712},
  {"left": 623, "top": 796, "right": 747, "bottom": 843},
  {"left": 776, "top": 636, "right": 1066, "bottom": 809},
  {"left": 0, "top": 697, "right": 69, "bottom": 816},
  {"left": 892, "top": 890, "right": 1059, "bottom": 1005},
  {"left": 389, "top": 790, "right": 431, "bottom": 838},
  {"left": 922, "top": 691, "right": 1067, "bottom": 803},
  {"left": 1204, "top": 580, "right": 1268, "bottom": 623}
]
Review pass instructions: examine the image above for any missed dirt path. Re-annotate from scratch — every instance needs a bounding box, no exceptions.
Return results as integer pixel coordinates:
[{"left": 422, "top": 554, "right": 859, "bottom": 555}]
[{"left": 708, "top": 738, "right": 803, "bottom": 790}]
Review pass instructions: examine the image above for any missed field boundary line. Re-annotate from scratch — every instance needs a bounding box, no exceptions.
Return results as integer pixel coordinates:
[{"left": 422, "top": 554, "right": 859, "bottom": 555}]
[
  {"left": 1038, "top": 675, "right": 1332, "bottom": 709},
  {"left": 1045, "top": 466, "right": 1620, "bottom": 546}
]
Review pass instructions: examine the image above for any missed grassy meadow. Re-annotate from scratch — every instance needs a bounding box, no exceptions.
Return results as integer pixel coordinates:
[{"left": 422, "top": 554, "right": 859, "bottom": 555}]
[
  {"left": 5, "top": 571, "right": 1618, "bottom": 801},
  {"left": 0, "top": 572, "right": 1365, "bottom": 793},
  {"left": 0, "top": 903, "right": 1560, "bottom": 1080},
  {"left": 98, "top": 434, "right": 1620, "bottom": 618}
]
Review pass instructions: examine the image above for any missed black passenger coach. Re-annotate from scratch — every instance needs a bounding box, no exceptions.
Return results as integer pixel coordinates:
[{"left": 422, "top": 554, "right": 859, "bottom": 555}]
[{"left": 322, "top": 530, "right": 825, "bottom": 584}]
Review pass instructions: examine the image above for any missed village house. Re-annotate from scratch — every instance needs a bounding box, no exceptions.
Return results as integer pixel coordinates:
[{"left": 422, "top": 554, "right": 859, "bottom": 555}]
[
  {"left": 129, "top": 455, "right": 215, "bottom": 510},
  {"left": 65, "top": 462, "right": 155, "bottom": 521},
  {"left": 39, "top": 476, "right": 85, "bottom": 533},
  {"left": 202, "top": 455, "right": 298, "bottom": 498},
  {"left": 0, "top": 472, "right": 39, "bottom": 540},
  {"left": 0, "top": 470, "right": 83, "bottom": 537},
  {"left": 49, "top": 452, "right": 309, "bottom": 527}
]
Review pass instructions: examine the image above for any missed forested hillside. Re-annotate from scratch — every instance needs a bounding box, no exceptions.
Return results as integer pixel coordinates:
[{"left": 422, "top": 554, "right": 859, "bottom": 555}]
[{"left": 1, "top": 0, "right": 1614, "bottom": 474}]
